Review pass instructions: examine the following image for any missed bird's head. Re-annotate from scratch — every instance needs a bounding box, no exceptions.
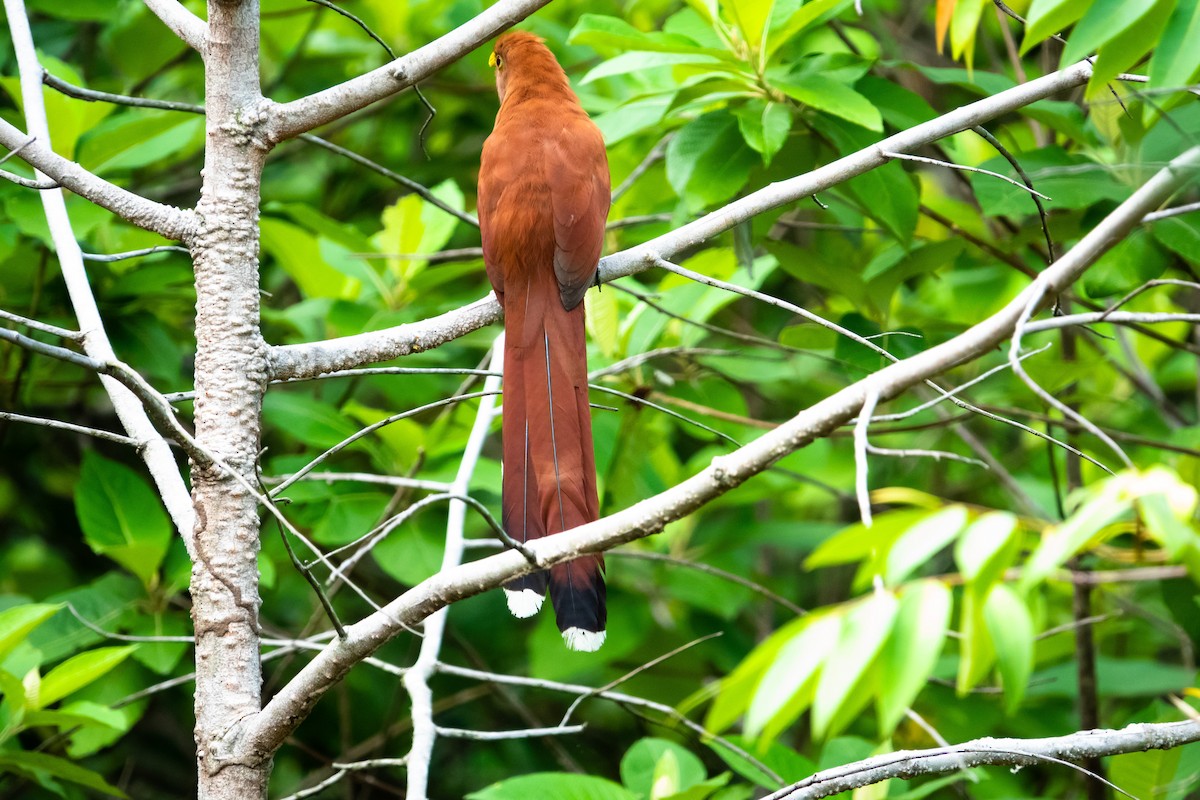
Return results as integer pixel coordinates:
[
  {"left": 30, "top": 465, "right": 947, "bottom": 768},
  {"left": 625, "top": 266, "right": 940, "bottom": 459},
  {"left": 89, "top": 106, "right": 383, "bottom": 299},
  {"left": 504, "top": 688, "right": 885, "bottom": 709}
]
[{"left": 488, "top": 31, "right": 566, "bottom": 103}]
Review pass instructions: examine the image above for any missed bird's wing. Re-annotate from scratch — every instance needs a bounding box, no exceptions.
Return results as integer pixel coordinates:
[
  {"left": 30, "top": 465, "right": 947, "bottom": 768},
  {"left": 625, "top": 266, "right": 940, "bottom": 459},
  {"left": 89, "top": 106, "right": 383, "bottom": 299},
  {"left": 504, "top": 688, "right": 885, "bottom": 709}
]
[{"left": 547, "top": 118, "right": 610, "bottom": 311}]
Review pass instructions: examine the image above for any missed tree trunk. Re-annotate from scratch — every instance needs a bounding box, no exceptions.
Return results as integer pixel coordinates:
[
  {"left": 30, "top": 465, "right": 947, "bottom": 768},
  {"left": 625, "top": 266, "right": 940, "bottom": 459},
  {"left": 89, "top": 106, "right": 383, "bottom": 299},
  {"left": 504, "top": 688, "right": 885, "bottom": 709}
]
[{"left": 189, "top": 1, "right": 270, "bottom": 797}]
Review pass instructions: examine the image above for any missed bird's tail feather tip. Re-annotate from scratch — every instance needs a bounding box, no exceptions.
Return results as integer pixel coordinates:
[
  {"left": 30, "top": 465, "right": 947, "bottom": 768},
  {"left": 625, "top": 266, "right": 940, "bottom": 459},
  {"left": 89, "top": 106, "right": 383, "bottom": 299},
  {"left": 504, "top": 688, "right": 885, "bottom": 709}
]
[
  {"left": 562, "top": 627, "right": 606, "bottom": 652},
  {"left": 504, "top": 588, "right": 545, "bottom": 619}
]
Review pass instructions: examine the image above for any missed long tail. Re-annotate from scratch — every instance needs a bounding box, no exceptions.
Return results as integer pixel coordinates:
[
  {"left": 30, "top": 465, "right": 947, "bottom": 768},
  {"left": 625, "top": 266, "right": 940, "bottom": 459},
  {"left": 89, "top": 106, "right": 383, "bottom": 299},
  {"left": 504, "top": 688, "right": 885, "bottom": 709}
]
[{"left": 501, "top": 271, "right": 606, "bottom": 651}]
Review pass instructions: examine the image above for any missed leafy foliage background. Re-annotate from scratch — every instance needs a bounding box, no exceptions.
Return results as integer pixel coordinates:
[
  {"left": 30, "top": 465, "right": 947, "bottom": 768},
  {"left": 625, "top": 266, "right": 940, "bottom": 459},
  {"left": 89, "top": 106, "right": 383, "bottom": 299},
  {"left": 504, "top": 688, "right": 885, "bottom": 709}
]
[{"left": 1, "top": 0, "right": 1200, "bottom": 797}]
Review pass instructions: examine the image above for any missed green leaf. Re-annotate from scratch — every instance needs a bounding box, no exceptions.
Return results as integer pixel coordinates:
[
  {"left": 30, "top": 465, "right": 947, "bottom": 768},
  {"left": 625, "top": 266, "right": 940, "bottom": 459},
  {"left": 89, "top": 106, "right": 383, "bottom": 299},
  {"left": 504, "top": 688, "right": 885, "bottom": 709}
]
[
  {"left": 707, "top": 735, "right": 815, "bottom": 790},
  {"left": 665, "top": 111, "right": 758, "bottom": 209},
  {"left": 582, "top": 51, "right": 727, "bottom": 84},
  {"left": 74, "top": 452, "right": 172, "bottom": 588},
  {"left": 262, "top": 392, "right": 362, "bottom": 451},
  {"left": 569, "top": 14, "right": 729, "bottom": 56},
  {"left": 812, "top": 592, "right": 899, "bottom": 738},
  {"left": 954, "top": 512, "right": 1018, "bottom": 587},
  {"left": 0, "top": 751, "right": 127, "bottom": 797},
  {"left": 983, "top": 584, "right": 1034, "bottom": 712},
  {"left": 1020, "top": 489, "right": 1129, "bottom": 589},
  {"left": 884, "top": 506, "right": 969, "bottom": 586},
  {"left": 1085, "top": 0, "right": 1173, "bottom": 96},
  {"left": 1021, "top": 0, "right": 1096, "bottom": 54},
  {"left": 260, "top": 217, "right": 360, "bottom": 300},
  {"left": 1109, "top": 745, "right": 1184, "bottom": 800},
  {"left": 746, "top": 613, "right": 841, "bottom": 740},
  {"left": 876, "top": 580, "right": 952, "bottom": 732},
  {"left": 956, "top": 583, "right": 995, "bottom": 695},
  {"left": 806, "top": 510, "right": 927, "bottom": 570},
  {"left": 706, "top": 616, "right": 807, "bottom": 733},
  {"left": 36, "top": 646, "right": 137, "bottom": 709},
  {"left": 766, "top": 0, "right": 855, "bottom": 58},
  {"left": 586, "top": 282, "right": 620, "bottom": 359},
  {"left": 735, "top": 101, "right": 791, "bottom": 165},
  {"left": 0, "top": 604, "right": 63, "bottom": 663},
  {"left": 1146, "top": 0, "right": 1200, "bottom": 107},
  {"left": 775, "top": 77, "right": 882, "bottom": 131},
  {"left": 468, "top": 773, "right": 638, "bottom": 800},
  {"left": 78, "top": 111, "right": 204, "bottom": 174},
  {"left": 23, "top": 700, "right": 123, "bottom": 733},
  {"left": 1060, "top": 0, "right": 1159, "bottom": 66},
  {"left": 621, "top": 738, "right": 707, "bottom": 798},
  {"left": 724, "top": 0, "right": 775, "bottom": 58}
]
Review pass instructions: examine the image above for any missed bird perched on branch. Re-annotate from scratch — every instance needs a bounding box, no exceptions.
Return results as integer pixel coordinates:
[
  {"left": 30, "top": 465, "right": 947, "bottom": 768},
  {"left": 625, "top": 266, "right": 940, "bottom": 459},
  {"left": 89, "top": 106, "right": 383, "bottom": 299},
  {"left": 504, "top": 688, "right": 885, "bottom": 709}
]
[{"left": 477, "top": 31, "right": 611, "bottom": 652}]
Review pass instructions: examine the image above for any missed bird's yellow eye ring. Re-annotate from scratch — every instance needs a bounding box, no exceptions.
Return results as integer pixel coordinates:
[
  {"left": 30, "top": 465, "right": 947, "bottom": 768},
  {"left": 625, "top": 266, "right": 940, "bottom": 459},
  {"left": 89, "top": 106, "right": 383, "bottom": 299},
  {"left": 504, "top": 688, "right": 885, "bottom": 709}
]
[{"left": 489, "top": 52, "right": 503, "bottom": 69}]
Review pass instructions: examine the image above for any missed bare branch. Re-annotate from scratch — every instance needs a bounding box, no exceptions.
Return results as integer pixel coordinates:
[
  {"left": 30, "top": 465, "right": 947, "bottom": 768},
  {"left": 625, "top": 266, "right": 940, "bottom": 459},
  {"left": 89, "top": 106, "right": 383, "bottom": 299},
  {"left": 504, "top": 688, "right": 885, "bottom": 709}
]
[
  {"left": 265, "top": 0, "right": 553, "bottom": 143},
  {"left": 0, "top": 411, "right": 142, "bottom": 447},
  {"left": 761, "top": 721, "right": 1200, "bottom": 800},
  {"left": 880, "top": 149, "right": 1051, "bottom": 199},
  {"left": 237, "top": 144, "right": 1200, "bottom": 760},
  {"left": 0, "top": 0, "right": 196, "bottom": 549},
  {"left": 269, "top": 60, "right": 1098, "bottom": 380}
]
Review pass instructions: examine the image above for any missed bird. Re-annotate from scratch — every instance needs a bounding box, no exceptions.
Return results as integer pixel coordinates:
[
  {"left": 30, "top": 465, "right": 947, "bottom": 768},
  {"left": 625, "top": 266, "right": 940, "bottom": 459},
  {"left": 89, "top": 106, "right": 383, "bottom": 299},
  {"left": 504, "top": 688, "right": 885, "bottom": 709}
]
[{"left": 477, "top": 31, "right": 611, "bottom": 652}]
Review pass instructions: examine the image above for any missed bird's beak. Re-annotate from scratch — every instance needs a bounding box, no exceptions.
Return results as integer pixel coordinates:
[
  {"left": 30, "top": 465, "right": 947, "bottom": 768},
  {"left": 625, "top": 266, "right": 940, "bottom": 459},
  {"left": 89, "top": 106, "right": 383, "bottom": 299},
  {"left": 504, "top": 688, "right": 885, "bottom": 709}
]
[{"left": 488, "top": 51, "right": 497, "bottom": 67}]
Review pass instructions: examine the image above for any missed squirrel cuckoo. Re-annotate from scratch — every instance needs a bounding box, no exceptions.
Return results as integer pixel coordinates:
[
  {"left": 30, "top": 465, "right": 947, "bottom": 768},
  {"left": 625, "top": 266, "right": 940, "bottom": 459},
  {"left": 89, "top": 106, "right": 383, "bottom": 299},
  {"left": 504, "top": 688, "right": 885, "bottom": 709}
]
[{"left": 478, "top": 32, "right": 611, "bottom": 652}]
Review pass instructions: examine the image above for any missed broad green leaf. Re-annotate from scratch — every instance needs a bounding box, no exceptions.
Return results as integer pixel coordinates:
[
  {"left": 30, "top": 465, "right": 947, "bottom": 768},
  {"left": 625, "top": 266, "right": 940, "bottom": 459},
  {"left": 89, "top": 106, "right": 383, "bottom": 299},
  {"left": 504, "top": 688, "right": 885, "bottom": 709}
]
[
  {"left": 723, "top": 0, "right": 775, "bottom": 58},
  {"left": 746, "top": 613, "right": 841, "bottom": 740},
  {"left": 1109, "top": 745, "right": 1183, "bottom": 800},
  {"left": 983, "top": 584, "right": 1033, "bottom": 712},
  {"left": 884, "top": 506, "right": 969, "bottom": 586},
  {"left": 74, "top": 452, "right": 171, "bottom": 588},
  {"left": 707, "top": 735, "right": 815, "bottom": 790},
  {"left": 1146, "top": 0, "right": 1200, "bottom": 112},
  {"left": 582, "top": 51, "right": 726, "bottom": 84},
  {"left": 570, "top": 14, "right": 729, "bottom": 57},
  {"left": 876, "top": 581, "right": 952, "bottom": 731},
  {"left": 0, "top": 751, "right": 127, "bottom": 797},
  {"left": 1086, "top": 0, "right": 1173, "bottom": 96},
  {"left": 0, "top": 668, "right": 29, "bottom": 735},
  {"left": 658, "top": 773, "right": 730, "bottom": 800},
  {"left": 1060, "top": 0, "right": 1159, "bottom": 66},
  {"left": 36, "top": 646, "right": 137, "bottom": 709},
  {"left": 621, "top": 738, "right": 707, "bottom": 798},
  {"left": 78, "top": 111, "right": 204, "bottom": 174},
  {"left": 1020, "top": 490, "right": 1129, "bottom": 589},
  {"left": 1021, "top": 0, "right": 1096, "bottom": 54},
  {"left": 956, "top": 583, "right": 995, "bottom": 694},
  {"left": 468, "top": 772, "right": 638, "bottom": 800},
  {"left": 1151, "top": 215, "right": 1200, "bottom": 262},
  {"left": 587, "top": 282, "right": 620, "bottom": 359},
  {"left": 262, "top": 392, "right": 363, "bottom": 451},
  {"left": 0, "top": 604, "right": 63, "bottom": 663},
  {"left": 594, "top": 95, "right": 676, "bottom": 144},
  {"left": 665, "top": 111, "right": 758, "bottom": 209},
  {"left": 706, "top": 616, "right": 807, "bottom": 732},
  {"left": 766, "top": 0, "right": 855, "bottom": 58},
  {"left": 261, "top": 217, "right": 360, "bottom": 300},
  {"left": 23, "top": 700, "right": 123, "bottom": 733},
  {"left": 948, "top": 0, "right": 986, "bottom": 68},
  {"left": 1140, "top": 493, "right": 1200, "bottom": 559},
  {"left": 775, "top": 77, "right": 882, "bottom": 131},
  {"left": 954, "top": 512, "right": 1018, "bottom": 587},
  {"left": 806, "top": 510, "right": 927, "bottom": 570},
  {"left": 812, "top": 592, "right": 899, "bottom": 738},
  {"left": 735, "top": 101, "right": 791, "bottom": 165}
]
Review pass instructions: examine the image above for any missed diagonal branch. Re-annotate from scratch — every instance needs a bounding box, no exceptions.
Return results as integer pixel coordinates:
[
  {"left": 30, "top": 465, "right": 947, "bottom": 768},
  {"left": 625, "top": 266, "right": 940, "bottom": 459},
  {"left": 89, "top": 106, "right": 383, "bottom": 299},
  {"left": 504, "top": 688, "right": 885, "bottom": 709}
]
[
  {"left": 236, "top": 143, "right": 1200, "bottom": 763},
  {"left": 268, "top": 59, "right": 1098, "bottom": 381},
  {"left": 761, "top": 721, "right": 1200, "bottom": 800},
  {"left": 143, "top": 0, "right": 207, "bottom": 53},
  {"left": 264, "top": 0, "right": 553, "bottom": 143},
  {"left": 0, "top": 117, "right": 195, "bottom": 240}
]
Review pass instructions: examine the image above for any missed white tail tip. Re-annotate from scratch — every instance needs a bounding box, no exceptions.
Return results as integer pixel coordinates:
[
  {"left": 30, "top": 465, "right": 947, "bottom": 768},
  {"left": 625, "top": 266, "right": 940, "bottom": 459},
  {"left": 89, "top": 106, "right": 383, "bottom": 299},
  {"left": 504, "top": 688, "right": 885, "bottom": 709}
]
[
  {"left": 562, "top": 627, "right": 606, "bottom": 652},
  {"left": 504, "top": 588, "right": 544, "bottom": 619}
]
